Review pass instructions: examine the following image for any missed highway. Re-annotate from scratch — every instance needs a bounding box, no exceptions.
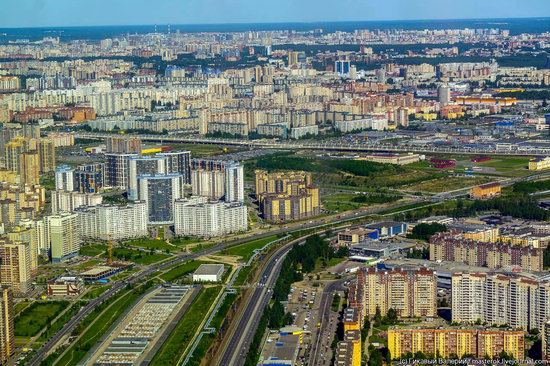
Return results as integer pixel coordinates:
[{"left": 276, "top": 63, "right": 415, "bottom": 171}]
[
  {"left": 309, "top": 279, "right": 347, "bottom": 366},
  {"left": 217, "top": 240, "right": 294, "bottom": 366},
  {"left": 27, "top": 195, "right": 401, "bottom": 366},
  {"left": 73, "top": 132, "right": 550, "bottom": 157},
  {"left": 28, "top": 163, "right": 550, "bottom": 366},
  {"left": 26, "top": 231, "right": 297, "bottom": 366}
]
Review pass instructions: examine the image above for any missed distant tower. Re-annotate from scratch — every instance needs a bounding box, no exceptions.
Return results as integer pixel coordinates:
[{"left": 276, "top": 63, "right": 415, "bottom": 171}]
[
  {"left": 168, "top": 24, "right": 171, "bottom": 34},
  {"left": 438, "top": 85, "right": 451, "bottom": 106},
  {"left": 376, "top": 68, "right": 386, "bottom": 84}
]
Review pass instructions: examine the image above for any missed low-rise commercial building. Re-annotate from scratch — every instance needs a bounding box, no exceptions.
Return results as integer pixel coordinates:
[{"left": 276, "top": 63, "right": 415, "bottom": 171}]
[
  {"left": 470, "top": 182, "right": 502, "bottom": 200},
  {"left": 192, "top": 264, "right": 224, "bottom": 282},
  {"left": 47, "top": 276, "right": 84, "bottom": 296}
]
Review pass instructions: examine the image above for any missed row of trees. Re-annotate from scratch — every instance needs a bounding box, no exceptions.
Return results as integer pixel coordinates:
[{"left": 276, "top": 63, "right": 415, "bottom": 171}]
[
  {"left": 246, "top": 235, "right": 349, "bottom": 365},
  {"left": 407, "top": 223, "right": 447, "bottom": 241}
]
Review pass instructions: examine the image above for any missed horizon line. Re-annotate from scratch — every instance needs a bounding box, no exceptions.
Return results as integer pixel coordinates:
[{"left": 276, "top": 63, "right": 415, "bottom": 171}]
[{"left": 1, "top": 15, "right": 550, "bottom": 31}]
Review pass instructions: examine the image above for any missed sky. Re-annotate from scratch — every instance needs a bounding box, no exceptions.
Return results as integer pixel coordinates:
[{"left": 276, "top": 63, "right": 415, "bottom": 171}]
[{"left": 1, "top": 0, "right": 550, "bottom": 28}]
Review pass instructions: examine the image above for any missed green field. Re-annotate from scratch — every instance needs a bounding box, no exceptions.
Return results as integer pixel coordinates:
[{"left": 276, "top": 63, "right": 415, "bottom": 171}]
[
  {"left": 14, "top": 301, "right": 30, "bottom": 315},
  {"left": 185, "top": 292, "right": 238, "bottom": 365},
  {"left": 190, "top": 242, "right": 216, "bottom": 253},
  {"left": 14, "top": 301, "right": 68, "bottom": 337},
  {"left": 79, "top": 244, "right": 107, "bottom": 257},
  {"left": 221, "top": 235, "right": 279, "bottom": 261},
  {"left": 377, "top": 201, "right": 439, "bottom": 216},
  {"left": 322, "top": 193, "right": 363, "bottom": 212},
  {"left": 125, "top": 239, "right": 178, "bottom": 252},
  {"left": 160, "top": 261, "right": 205, "bottom": 282},
  {"left": 82, "top": 285, "right": 111, "bottom": 300},
  {"left": 171, "top": 237, "right": 204, "bottom": 247},
  {"left": 39, "top": 302, "right": 82, "bottom": 342},
  {"left": 150, "top": 286, "right": 221, "bottom": 366},
  {"left": 406, "top": 176, "right": 494, "bottom": 193},
  {"left": 112, "top": 248, "right": 170, "bottom": 265}
]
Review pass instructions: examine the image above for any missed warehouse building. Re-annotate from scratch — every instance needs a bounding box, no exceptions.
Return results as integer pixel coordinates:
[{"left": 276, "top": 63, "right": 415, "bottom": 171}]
[{"left": 192, "top": 264, "right": 224, "bottom": 282}]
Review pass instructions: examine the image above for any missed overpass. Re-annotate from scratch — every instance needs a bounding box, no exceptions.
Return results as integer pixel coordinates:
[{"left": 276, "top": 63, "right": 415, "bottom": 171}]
[{"left": 74, "top": 132, "right": 550, "bottom": 157}]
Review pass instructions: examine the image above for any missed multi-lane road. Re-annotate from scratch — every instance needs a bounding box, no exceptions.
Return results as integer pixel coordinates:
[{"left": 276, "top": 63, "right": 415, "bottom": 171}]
[
  {"left": 216, "top": 241, "right": 294, "bottom": 366},
  {"left": 27, "top": 195, "right": 405, "bottom": 366},
  {"left": 309, "top": 279, "right": 347, "bottom": 366},
  {"left": 73, "top": 132, "right": 550, "bottom": 157}
]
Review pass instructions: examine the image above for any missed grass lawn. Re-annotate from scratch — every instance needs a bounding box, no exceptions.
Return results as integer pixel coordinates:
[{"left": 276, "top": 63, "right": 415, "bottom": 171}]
[
  {"left": 377, "top": 201, "right": 439, "bottom": 215},
  {"left": 190, "top": 243, "right": 216, "bottom": 253},
  {"left": 150, "top": 286, "right": 221, "bottom": 366},
  {"left": 406, "top": 176, "right": 494, "bottom": 193},
  {"left": 322, "top": 193, "right": 362, "bottom": 212},
  {"left": 313, "top": 257, "right": 346, "bottom": 273},
  {"left": 233, "top": 265, "right": 254, "bottom": 286},
  {"left": 82, "top": 285, "right": 111, "bottom": 300},
  {"left": 221, "top": 235, "right": 279, "bottom": 262},
  {"left": 14, "top": 301, "right": 68, "bottom": 337},
  {"left": 79, "top": 244, "right": 107, "bottom": 257},
  {"left": 112, "top": 247, "right": 171, "bottom": 265},
  {"left": 171, "top": 237, "right": 206, "bottom": 247},
  {"left": 14, "top": 301, "right": 30, "bottom": 315},
  {"left": 125, "top": 238, "right": 178, "bottom": 253},
  {"left": 160, "top": 261, "right": 205, "bottom": 282},
  {"left": 71, "top": 259, "right": 104, "bottom": 271},
  {"left": 39, "top": 302, "right": 82, "bottom": 342}
]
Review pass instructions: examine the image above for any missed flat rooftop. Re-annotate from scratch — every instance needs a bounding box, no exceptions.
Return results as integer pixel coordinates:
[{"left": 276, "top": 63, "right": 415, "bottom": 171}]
[{"left": 194, "top": 264, "right": 224, "bottom": 276}]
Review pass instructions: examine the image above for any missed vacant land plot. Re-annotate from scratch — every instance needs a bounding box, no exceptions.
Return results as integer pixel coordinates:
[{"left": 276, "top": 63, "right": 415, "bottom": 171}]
[
  {"left": 406, "top": 176, "right": 494, "bottom": 193},
  {"left": 80, "top": 244, "right": 107, "bottom": 257}
]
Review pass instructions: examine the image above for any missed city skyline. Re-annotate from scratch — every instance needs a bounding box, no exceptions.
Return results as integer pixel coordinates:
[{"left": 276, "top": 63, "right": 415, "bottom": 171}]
[{"left": 1, "top": 0, "right": 550, "bottom": 28}]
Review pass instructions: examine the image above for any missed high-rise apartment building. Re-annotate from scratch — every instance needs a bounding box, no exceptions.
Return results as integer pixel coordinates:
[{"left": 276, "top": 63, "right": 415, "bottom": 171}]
[
  {"left": 38, "top": 138, "right": 56, "bottom": 173},
  {"left": 0, "top": 239, "right": 32, "bottom": 294},
  {"left": 137, "top": 174, "right": 183, "bottom": 225},
  {"left": 74, "top": 163, "right": 105, "bottom": 193},
  {"left": 191, "top": 169, "right": 225, "bottom": 200},
  {"left": 364, "top": 267, "right": 437, "bottom": 318},
  {"left": 77, "top": 202, "right": 148, "bottom": 240},
  {"left": 127, "top": 156, "right": 167, "bottom": 200},
  {"left": 430, "top": 232, "right": 543, "bottom": 272},
  {"left": 159, "top": 151, "right": 191, "bottom": 184},
  {"left": 105, "top": 136, "right": 142, "bottom": 154},
  {"left": 452, "top": 272, "right": 550, "bottom": 334},
  {"left": 51, "top": 190, "right": 103, "bottom": 214},
  {"left": 224, "top": 162, "right": 244, "bottom": 203},
  {"left": 55, "top": 165, "right": 75, "bottom": 191},
  {"left": 388, "top": 328, "right": 524, "bottom": 360},
  {"left": 105, "top": 153, "right": 137, "bottom": 189},
  {"left": 255, "top": 170, "right": 320, "bottom": 222},
  {"left": 174, "top": 197, "right": 248, "bottom": 237},
  {"left": 44, "top": 213, "right": 81, "bottom": 263},
  {"left": 190, "top": 159, "right": 242, "bottom": 201},
  {"left": 0, "top": 286, "right": 14, "bottom": 365},
  {"left": 20, "top": 151, "right": 40, "bottom": 186},
  {"left": 4, "top": 136, "right": 26, "bottom": 174}
]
